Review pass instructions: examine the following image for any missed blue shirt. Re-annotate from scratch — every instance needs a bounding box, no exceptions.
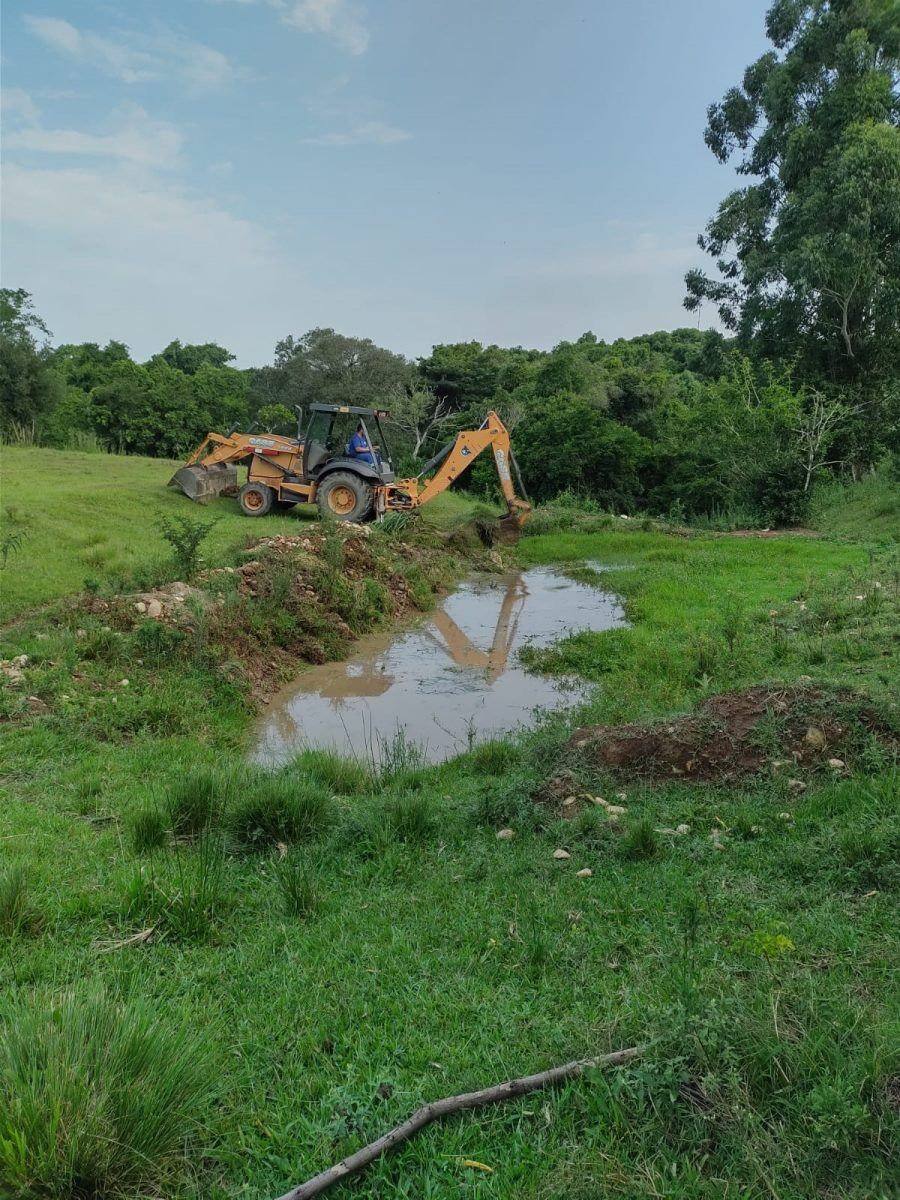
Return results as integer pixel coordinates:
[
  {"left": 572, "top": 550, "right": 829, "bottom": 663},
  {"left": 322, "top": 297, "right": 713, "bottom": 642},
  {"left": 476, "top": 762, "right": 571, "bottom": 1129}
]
[{"left": 348, "top": 431, "right": 375, "bottom": 464}]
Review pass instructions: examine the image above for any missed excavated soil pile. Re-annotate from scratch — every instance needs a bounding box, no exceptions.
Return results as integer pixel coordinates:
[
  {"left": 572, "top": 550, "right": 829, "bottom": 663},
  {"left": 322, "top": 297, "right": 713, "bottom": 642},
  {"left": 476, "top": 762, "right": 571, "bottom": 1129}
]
[
  {"left": 86, "top": 525, "right": 469, "bottom": 704},
  {"left": 567, "top": 685, "right": 895, "bottom": 783}
]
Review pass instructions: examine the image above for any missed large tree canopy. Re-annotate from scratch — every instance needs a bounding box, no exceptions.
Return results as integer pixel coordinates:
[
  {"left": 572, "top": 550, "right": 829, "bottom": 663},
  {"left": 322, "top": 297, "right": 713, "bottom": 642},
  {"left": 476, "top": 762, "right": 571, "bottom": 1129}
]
[
  {"left": 685, "top": 0, "right": 900, "bottom": 391},
  {"left": 270, "top": 327, "right": 413, "bottom": 410}
]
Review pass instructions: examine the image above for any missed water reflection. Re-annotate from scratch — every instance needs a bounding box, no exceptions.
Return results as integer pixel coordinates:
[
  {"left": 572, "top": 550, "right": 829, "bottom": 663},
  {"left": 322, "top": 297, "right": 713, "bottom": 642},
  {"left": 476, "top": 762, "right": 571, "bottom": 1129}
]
[{"left": 251, "top": 566, "right": 624, "bottom": 766}]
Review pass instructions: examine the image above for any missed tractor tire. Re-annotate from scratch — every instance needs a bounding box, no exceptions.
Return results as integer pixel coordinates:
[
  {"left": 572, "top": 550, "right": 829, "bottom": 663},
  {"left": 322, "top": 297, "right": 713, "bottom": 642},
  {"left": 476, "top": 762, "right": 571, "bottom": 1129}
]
[
  {"left": 238, "top": 481, "right": 275, "bottom": 517},
  {"left": 316, "top": 471, "right": 374, "bottom": 523}
]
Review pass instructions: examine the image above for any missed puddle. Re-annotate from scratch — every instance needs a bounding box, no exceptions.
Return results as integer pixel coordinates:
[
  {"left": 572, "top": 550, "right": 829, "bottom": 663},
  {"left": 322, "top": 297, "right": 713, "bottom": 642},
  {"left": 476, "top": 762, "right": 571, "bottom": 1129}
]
[{"left": 250, "top": 566, "right": 625, "bottom": 767}]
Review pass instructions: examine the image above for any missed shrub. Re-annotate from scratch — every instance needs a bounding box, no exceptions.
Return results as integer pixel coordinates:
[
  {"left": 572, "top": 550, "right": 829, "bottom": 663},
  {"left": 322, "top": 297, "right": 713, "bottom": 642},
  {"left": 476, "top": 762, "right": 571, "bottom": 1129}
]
[
  {"left": 0, "top": 990, "right": 214, "bottom": 1198},
  {"left": 127, "top": 804, "right": 168, "bottom": 853},
  {"left": 228, "top": 777, "right": 332, "bottom": 850},
  {"left": 155, "top": 512, "right": 217, "bottom": 579},
  {"left": 0, "top": 866, "right": 41, "bottom": 936}
]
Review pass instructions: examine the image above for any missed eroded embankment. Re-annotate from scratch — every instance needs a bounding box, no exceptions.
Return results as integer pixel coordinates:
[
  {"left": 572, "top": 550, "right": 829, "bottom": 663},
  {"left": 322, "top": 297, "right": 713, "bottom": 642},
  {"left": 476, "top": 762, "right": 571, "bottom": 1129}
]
[{"left": 0, "top": 523, "right": 495, "bottom": 718}]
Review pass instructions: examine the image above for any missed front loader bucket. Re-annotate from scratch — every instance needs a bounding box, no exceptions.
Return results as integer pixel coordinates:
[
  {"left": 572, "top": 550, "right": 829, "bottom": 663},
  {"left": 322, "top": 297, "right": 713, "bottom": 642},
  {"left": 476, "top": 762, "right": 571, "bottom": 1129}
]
[{"left": 168, "top": 463, "right": 238, "bottom": 502}]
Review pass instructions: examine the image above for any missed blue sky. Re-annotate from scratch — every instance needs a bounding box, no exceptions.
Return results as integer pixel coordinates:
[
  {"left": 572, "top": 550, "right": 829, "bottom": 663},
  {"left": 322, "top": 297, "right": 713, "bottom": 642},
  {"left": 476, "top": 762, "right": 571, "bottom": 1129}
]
[{"left": 2, "top": 0, "right": 769, "bottom": 365}]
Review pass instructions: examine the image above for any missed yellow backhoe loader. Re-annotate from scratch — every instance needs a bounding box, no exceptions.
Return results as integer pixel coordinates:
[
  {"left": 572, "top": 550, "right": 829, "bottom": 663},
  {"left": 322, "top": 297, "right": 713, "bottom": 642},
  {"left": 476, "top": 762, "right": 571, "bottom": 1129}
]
[{"left": 170, "top": 404, "right": 530, "bottom": 535}]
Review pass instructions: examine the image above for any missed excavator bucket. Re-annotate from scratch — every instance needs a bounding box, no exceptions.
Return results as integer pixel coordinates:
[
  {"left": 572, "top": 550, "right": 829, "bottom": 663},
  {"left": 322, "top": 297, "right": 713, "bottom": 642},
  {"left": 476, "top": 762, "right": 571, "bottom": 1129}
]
[
  {"left": 496, "top": 508, "right": 530, "bottom": 545},
  {"left": 168, "top": 463, "right": 238, "bottom": 502}
]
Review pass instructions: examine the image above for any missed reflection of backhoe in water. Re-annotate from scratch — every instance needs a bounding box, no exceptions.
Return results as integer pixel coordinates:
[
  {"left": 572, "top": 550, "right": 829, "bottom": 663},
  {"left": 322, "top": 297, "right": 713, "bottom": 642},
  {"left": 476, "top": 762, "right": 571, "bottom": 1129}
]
[
  {"left": 271, "top": 575, "right": 530, "bottom": 743},
  {"left": 428, "top": 575, "right": 528, "bottom": 684},
  {"left": 429, "top": 573, "right": 528, "bottom": 686}
]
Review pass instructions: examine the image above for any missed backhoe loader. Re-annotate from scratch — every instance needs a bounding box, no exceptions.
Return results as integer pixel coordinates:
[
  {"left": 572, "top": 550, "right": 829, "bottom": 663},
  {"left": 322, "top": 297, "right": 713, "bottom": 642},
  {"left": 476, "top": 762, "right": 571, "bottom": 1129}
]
[{"left": 170, "top": 404, "right": 531, "bottom": 535}]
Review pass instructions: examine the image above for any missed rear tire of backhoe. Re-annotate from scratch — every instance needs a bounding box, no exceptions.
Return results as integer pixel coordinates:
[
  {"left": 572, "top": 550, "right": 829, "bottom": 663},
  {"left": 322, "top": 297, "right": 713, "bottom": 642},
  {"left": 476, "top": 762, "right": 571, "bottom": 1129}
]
[
  {"left": 238, "top": 482, "right": 274, "bottom": 516},
  {"left": 316, "top": 472, "right": 373, "bottom": 523}
]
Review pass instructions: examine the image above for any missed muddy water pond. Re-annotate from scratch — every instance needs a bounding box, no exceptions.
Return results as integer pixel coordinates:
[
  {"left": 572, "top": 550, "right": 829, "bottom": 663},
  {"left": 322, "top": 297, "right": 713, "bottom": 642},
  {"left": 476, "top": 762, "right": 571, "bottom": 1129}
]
[{"left": 250, "top": 565, "right": 624, "bottom": 767}]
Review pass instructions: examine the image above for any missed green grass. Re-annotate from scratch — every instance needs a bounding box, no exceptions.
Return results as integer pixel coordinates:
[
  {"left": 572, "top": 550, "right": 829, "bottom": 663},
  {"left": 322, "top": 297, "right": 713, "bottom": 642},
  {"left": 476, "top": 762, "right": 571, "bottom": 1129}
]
[
  {"left": 0, "top": 445, "right": 484, "bottom": 618},
  {"left": 809, "top": 464, "right": 900, "bottom": 542},
  {"left": 0, "top": 989, "right": 214, "bottom": 1197},
  {"left": 1, "top": 485, "right": 898, "bottom": 1197}
]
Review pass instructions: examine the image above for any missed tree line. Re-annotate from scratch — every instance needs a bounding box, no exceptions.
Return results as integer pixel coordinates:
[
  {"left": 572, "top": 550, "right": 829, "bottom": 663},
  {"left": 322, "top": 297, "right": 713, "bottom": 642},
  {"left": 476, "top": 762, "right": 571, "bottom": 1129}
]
[{"left": 2, "top": 0, "right": 897, "bottom": 524}]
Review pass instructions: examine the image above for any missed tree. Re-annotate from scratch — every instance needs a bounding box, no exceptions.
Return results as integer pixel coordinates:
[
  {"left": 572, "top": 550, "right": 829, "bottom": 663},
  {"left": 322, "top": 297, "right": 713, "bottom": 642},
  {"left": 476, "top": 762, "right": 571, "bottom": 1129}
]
[
  {"left": 272, "top": 328, "right": 413, "bottom": 409},
  {"left": 685, "top": 0, "right": 900, "bottom": 396},
  {"left": 387, "top": 387, "right": 455, "bottom": 458},
  {"left": 0, "top": 289, "right": 63, "bottom": 435},
  {"left": 151, "top": 340, "right": 235, "bottom": 375}
]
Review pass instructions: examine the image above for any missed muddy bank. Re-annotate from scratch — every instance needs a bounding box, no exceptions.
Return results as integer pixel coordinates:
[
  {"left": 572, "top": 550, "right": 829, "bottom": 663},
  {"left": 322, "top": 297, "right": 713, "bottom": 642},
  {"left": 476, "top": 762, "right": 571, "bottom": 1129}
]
[
  {"left": 79, "top": 525, "right": 491, "bottom": 706},
  {"left": 567, "top": 684, "right": 896, "bottom": 783}
]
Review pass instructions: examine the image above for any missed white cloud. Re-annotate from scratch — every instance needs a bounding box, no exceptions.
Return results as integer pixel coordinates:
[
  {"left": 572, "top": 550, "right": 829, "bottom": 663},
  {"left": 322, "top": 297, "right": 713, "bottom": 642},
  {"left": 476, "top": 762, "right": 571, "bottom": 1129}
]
[
  {"left": 176, "top": 43, "right": 240, "bottom": 90},
  {"left": 2, "top": 159, "right": 295, "bottom": 363},
  {"left": 302, "top": 120, "right": 411, "bottom": 146},
  {"left": 23, "top": 14, "right": 243, "bottom": 90},
  {"left": 5, "top": 107, "right": 184, "bottom": 170},
  {"left": 216, "top": 0, "right": 369, "bottom": 54},
  {"left": 532, "top": 232, "right": 698, "bottom": 280},
  {"left": 1, "top": 87, "right": 41, "bottom": 125},
  {"left": 24, "top": 15, "right": 159, "bottom": 83},
  {"left": 284, "top": 0, "right": 368, "bottom": 55}
]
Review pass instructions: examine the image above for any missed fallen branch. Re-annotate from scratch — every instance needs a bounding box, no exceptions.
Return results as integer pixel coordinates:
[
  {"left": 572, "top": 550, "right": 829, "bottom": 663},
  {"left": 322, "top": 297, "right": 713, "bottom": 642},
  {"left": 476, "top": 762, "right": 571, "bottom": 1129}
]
[{"left": 274, "top": 1044, "right": 644, "bottom": 1200}]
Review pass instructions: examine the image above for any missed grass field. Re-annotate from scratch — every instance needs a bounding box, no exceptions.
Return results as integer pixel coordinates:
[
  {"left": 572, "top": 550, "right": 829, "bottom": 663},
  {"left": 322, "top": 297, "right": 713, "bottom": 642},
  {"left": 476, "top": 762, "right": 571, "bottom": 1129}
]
[
  {"left": 0, "top": 446, "right": 481, "bottom": 619},
  {"left": 1, "top": 449, "right": 898, "bottom": 1199}
]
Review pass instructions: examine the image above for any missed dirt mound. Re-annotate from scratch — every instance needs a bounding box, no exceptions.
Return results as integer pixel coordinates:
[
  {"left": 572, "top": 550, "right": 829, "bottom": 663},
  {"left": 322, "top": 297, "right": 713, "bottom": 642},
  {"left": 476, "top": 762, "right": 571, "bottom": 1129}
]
[{"left": 568, "top": 685, "right": 892, "bottom": 782}]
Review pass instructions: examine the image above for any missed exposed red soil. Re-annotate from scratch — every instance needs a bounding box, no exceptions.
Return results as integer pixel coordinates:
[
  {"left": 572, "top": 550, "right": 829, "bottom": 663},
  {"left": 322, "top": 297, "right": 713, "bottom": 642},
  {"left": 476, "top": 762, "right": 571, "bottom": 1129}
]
[{"left": 567, "top": 685, "right": 893, "bottom": 783}]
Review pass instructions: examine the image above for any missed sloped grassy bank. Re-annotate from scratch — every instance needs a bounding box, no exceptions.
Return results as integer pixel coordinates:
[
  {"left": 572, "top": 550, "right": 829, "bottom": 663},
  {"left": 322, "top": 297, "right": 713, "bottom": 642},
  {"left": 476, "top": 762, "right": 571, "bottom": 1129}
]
[{"left": 1, "top": 521, "right": 898, "bottom": 1199}]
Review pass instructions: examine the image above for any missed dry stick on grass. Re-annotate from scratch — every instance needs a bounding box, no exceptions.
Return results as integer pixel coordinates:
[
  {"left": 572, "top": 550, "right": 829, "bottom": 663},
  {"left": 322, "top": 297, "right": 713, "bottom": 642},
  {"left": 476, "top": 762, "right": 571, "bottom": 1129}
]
[{"left": 274, "top": 1045, "right": 644, "bottom": 1200}]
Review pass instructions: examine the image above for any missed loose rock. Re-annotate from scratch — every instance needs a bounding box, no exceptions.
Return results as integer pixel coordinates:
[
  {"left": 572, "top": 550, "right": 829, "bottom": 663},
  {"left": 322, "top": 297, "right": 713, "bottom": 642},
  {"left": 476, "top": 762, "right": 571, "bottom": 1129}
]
[
  {"left": 552, "top": 848, "right": 571, "bottom": 860},
  {"left": 496, "top": 828, "right": 514, "bottom": 840}
]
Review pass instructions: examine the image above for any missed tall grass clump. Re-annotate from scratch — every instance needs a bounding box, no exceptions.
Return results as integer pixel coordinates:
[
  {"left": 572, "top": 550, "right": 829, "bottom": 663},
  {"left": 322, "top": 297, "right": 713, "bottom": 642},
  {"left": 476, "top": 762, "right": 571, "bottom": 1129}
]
[
  {"left": 165, "top": 766, "right": 234, "bottom": 838},
  {"left": 620, "top": 817, "right": 660, "bottom": 861},
  {"left": 127, "top": 803, "right": 168, "bottom": 853},
  {"left": 289, "top": 749, "right": 373, "bottom": 795},
  {"left": 467, "top": 737, "right": 522, "bottom": 776},
  {"left": 273, "top": 852, "right": 319, "bottom": 918},
  {"left": 0, "top": 990, "right": 214, "bottom": 1198},
  {"left": 121, "top": 833, "right": 227, "bottom": 941},
  {"left": 381, "top": 792, "right": 435, "bottom": 843},
  {"left": 0, "top": 866, "right": 41, "bottom": 936},
  {"left": 228, "top": 776, "right": 332, "bottom": 850}
]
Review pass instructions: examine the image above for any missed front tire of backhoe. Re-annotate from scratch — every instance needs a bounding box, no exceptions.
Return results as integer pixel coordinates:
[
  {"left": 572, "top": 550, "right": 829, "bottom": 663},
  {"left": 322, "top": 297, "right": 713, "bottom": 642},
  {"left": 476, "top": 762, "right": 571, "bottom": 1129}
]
[
  {"left": 316, "top": 472, "right": 373, "bottom": 523},
  {"left": 238, "top": 482, "right": 274, "bottom": 516}
]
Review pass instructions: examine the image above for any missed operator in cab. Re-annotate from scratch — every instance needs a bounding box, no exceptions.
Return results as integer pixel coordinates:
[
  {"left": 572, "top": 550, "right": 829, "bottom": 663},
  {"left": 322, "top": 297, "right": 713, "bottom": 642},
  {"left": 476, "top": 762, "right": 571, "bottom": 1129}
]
[{"left": 348, "top": 423, "right": 376, "bottom": 466}]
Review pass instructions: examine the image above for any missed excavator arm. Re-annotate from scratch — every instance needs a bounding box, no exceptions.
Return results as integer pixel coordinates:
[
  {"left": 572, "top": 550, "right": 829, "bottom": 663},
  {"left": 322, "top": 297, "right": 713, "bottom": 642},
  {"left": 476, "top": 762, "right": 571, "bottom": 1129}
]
[{"left": 410, "top": 411, "right": 531, "bottom": 530}]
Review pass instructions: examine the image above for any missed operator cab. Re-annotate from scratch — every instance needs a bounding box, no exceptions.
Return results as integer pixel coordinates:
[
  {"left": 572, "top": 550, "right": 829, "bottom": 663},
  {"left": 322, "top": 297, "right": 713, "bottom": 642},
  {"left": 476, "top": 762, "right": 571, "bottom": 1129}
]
[{"left": 301, "top": 404, "right": 395, "bottom": 484}]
